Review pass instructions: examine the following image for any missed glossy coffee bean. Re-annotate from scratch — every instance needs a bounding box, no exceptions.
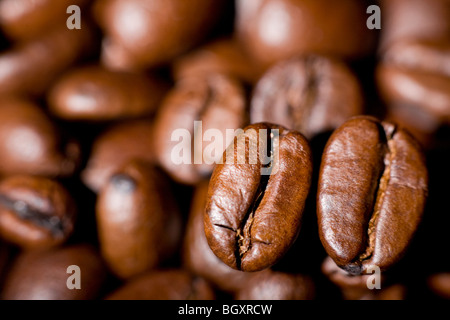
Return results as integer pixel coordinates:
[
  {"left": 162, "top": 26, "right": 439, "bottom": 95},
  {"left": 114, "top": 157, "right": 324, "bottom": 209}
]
[
  {"left": 234, "top": 270, "right": 315, "bottom": 300},
  {"left": 93, "top": 0, "right": 226, "bottom": 70},
  {"left": 0, "top": 98, "right": 80, "bottom": 177},
  {"left": 105, "top": 269, "right": 215, "bottom": 300},
  {"left": 0, "top": 175, "right": 76, "bottom": 250},
  {"left": 0, "top": 23, "right": 93, "bottom": 97},
  {"left": 183, "top": 181, "right": 262, "bottom": 293},
  {"left": 1, "top": 244, "right": 106, "bottom": 300},
  {"left": 0, "top": 0, "right": 88, "bottom": 40},
  {"left": 236, "top": 0, "right": 374, "bottom": 70},
  {"left": 318, "top": 116, "right": 428, "bottom": 274},
  {"left": 96, "top": 160, "right": 182, "bottom": 279},
  {"left": 204, "top": 123, "right": 313, "bottom": 272},
  {"left": 250, "top": 55, "right": 363, "bottom": 140},
  {"left": 154, "top": 73, "right": 247, "bottom": 185},
  {"left": 48, "top": 66, "right": 167, "bottom": 121},
  {"left": 173, "top": 38, "right": 261, "bottom": 84},
  {"left": 379, "top": 0, "right": 450, "bottom": 52},
  {"left": 81, "top": 120, "right": 154, "bottom": 192}
]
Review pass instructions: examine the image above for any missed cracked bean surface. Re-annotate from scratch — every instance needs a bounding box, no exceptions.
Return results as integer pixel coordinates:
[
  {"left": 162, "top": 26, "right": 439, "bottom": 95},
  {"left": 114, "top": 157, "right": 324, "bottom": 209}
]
[{"left": 204, "top": 123, "right": 312, "bottom": 272}]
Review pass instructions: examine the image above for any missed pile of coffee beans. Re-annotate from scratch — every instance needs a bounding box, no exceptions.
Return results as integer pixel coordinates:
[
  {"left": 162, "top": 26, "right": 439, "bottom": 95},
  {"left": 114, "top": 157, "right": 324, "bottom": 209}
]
[{"left": 0, "top": 0, "right": 448, "bottom": 301}]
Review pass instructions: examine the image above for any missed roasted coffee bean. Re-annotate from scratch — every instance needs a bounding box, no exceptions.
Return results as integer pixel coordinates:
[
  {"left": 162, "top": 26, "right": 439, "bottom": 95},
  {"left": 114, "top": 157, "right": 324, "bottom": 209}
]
[
  {"left": 234, "top": 269, "right": 315, "bottom": 300},
  {"left": 321, "top": 256, "right": 406, "bottom": 300},
  {"left": 377, "top": 41, "right": 450, "bottom": 125},
  {"left": 93, "top": 0, "right": 226, "bottom": 70},
  {"left": 377, "top": 39, "right": 450, "bottom": 146},
  {"left": 1, "top": 244, "right": 106, "bottom": 300},
  {"left": 105, "top": 270, "right": 215, "bottom": 300},
  {"left": 0, "top": 175, "right": 76, "bottom": 249},
  {"left": 427, "top": 273, "right": 450, "bottom": 299},
  {"left": 0, "top": 98, "right": 80, "bottom": 177},
  {"left": 48, "top": 66, "right": 167, "bottom": 121},
  {"left": 318, "top": 116, "right": 428, "bottom": 274},
  {"left": 0, "top": 22, "right": 93, "bottom": 97},
  {"left": 96, "top": 160, "right": 182, "bottom": 279},
  {"left": 383, "top": 40, "right": 450, "bottom": 77},
  {"left": 250, "top": 55, "right": 363, "bottom": 140},
  {"left": 183, "top": 181, "right": 262, "bottom": 293},
  {"left": 236, "top": 0, "right": 374, "bottom": 70},
  {"left": 173, "top": 38, "right": 261, "bottom": 84},
  {"left": 154, "top": 74, "right": 247, "bottom": 185},
  {"left": 204, "top": 123, "right": 313, "bottom": 272},
  {"left": 81, "top": 120, "right": 154, "bottom": 192},
  {"left": 0, "top": 0, "right": 88, "bottom": 40},
  {"left": 379, "top": 0, "right": 450, "bottom": 52}
]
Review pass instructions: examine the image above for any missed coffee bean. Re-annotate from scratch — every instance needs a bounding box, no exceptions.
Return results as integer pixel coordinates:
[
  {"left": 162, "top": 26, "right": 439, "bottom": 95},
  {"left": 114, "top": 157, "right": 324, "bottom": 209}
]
[
  {"left": 427, "top": 273, "right": 450, "bottom": 299},
  {"left": 173, "top": 37, "right": 261, "bottom": 84},
  {"left": 204, "top": 123, "right": 312, "bottom": 272},
  {"left": 105, "top": 270, "right": 215, "bottom": 300},
  {"left": 234, "top": 269, "right": 315, "bottom": 300},
  {"left": 377, "top": 41, "right": 450, "bottom": 125},
  {"left": 0, "top": 22, "right": 93, "bottom": 97},
  {"left": 96, "top": 160, "right": 182, "bottom": 279},
  {"left": 0, "top": 98, "right": 80, "bottom": 177},
  {"left": 1, "top": 244, "right": 106, "bottom": 300},
  {"left": 0, "top": 0, "right": 88, "bottom": 40},
  {"left": 93, "top": 0, "right": 227, "bottom": 70},
  {"left": 236, "top": 0, "right": 374, "bottom": 70},
  {"left": 48, "top": 66, "right": 167, "bottom": 121},
  {"left": 251, "top": 55, "right": 363, "bottom": 140},
  {"left": 81, "top": 120, "right": 155, "bottom": 192},
  {"left": 154, "top": 73, "right": 247, "bottom": 185},
  {"left": 379, "top": 0, "right": 450, "bottom": 52},
  {"left": 318, "top": 116, "right": 428, "bottom": 274},
  {"left": 0, "top": 175, "right": 76, "bottom": 249},
  {"left": 377, "top": 39, "right": 450, "bottom": 146}
]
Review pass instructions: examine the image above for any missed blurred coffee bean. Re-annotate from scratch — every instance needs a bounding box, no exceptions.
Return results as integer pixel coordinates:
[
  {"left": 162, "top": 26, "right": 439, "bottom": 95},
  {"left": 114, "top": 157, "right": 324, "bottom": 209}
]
[
  {"left": 0, "top": 175, "right": 76, "bottom": 250},
  {"left": 377, "top": 39, "right": 450, "bottom": 147},
  {"left": 105, "top": 269, "right": 215, "bottom": 300},
  {"left": 183, "top": 181, "right": 262, "bottom": 293},
  {"left": 205, "top": 123, "right": 313, "bottom": 272},
  {"left": 96, "top": 160, "right": 182, "bottom": 279},
  {"left": 318, "top": 116, "right": 428, "bottom": 274},
  {"left": 173, "top": 37, "right": 261, "bottom": 84},
  {"left": 48, "top": 66, "right": 167, "bottom": 121},
  {"left": 236, "top": 0, "right": 375, "bottom": 70},
  {"left": 377, "top": 42, "right": 450, "bottom": 124},
  {"left": 0, "top": 0, "right": 88, "bottom": 40},
  {"left": 234, "top": 270, "right": 315, "bottom": 300},
  {"left": 0, "top": 98, "right": 80, "bottom": 177},
  {"left": 383, "top": 40, "right": 450, "bottom": 77},
  {"left": 154, "top": 73, "right": 247, "bottom": 185},
  {"left": 0, "top": 22, "right": 94, "bottom": 97},
  {"left": 427, "top": 273, "right": 450, "bottom": 299},
  {"left": 379, "top": 0, "right": 450, "bottom": 52},
  {"left": 321, "top": 256, "right": 405, "bottom": 300},
  {"left": 250, "top": 55, "right": 363, "bottom": 140},
  {"left": 81, "top": 120, "right": 154, "bottom": 192},
  {"left": 93, "top": 0, "right": 227, "bottom": 70},
  {"left": 1, "top": 244, "right": 106, "bottom": 300}
]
